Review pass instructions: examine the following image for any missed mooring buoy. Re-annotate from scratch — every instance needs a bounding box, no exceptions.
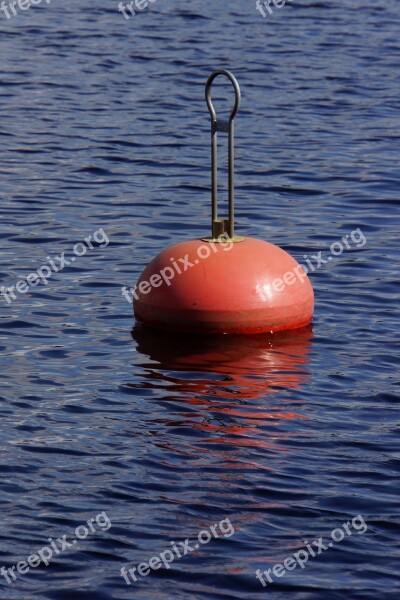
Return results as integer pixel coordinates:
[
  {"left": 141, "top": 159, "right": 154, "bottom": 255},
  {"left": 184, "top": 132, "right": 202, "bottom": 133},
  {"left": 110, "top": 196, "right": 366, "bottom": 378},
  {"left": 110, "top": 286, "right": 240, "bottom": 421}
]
[{"left": 133, "top": 69, "right": 314, "bottom": 334}]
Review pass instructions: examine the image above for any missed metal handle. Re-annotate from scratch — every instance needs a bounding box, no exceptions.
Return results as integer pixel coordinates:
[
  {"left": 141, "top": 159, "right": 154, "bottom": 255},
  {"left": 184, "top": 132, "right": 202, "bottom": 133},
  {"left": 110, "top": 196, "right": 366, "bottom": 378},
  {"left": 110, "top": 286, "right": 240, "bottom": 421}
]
[{"left": 204, "top": 69, "right": 243, "bottom": 242}]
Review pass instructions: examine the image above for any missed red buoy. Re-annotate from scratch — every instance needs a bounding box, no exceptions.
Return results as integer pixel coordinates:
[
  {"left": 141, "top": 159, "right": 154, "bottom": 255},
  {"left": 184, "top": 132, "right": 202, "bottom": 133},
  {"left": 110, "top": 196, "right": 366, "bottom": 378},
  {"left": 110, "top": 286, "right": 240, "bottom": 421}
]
[{"left": 134, "top": 70, "right": 314, "bottom": 335}]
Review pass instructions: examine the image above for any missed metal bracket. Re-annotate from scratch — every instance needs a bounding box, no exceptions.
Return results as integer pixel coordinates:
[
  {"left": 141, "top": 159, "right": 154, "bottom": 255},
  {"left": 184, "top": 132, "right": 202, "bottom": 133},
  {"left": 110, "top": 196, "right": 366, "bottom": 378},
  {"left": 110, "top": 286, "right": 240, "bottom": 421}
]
[{"left": 202, "top": 69, "right": 245, "bottom": 243}]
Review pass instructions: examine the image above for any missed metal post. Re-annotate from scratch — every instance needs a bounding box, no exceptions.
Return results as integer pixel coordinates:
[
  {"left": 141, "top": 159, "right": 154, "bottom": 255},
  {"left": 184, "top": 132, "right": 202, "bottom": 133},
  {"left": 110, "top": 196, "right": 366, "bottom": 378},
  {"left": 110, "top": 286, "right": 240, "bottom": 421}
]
[{"left": 203, "top": 69, "right": 245, "bottom": 243}]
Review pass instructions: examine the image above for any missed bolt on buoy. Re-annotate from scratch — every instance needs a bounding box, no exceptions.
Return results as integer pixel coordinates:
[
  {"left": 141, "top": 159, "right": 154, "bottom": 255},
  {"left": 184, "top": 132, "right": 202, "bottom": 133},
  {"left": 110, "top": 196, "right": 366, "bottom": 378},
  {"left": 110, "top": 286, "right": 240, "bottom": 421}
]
[{"left": 133, "top": 70, "right": 314, "bottom": 335}]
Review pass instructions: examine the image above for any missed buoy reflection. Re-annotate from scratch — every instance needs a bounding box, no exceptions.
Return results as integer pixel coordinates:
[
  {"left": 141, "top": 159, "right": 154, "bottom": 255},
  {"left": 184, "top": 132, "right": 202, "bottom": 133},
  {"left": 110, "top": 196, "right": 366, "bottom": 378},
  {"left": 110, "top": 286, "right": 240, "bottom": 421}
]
[{"left": 130, "top": 326, "right": 312, "bottom": 453}]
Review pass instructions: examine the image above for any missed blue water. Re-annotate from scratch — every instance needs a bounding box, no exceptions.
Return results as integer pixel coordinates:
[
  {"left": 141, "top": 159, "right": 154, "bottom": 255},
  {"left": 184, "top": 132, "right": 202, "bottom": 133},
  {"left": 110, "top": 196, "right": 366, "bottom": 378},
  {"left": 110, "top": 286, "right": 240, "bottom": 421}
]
[{"left": 0, "top": 0, "right": 399, "bottom": 598}]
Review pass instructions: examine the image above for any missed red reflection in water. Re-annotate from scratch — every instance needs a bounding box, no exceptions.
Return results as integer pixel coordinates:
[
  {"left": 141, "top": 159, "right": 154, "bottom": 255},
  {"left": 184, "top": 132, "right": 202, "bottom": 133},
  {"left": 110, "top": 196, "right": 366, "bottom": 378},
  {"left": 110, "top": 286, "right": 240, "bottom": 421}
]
[{"left": 131, "top": 326, "right": 313, "bottom": 453}]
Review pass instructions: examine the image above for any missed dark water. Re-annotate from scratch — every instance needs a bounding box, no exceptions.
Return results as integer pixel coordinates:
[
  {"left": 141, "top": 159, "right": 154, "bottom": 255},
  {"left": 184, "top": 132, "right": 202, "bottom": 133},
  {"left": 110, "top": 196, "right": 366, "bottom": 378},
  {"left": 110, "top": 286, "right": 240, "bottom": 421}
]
[{"left": 0, "top": 0, "right": 399, "bottom": 598}]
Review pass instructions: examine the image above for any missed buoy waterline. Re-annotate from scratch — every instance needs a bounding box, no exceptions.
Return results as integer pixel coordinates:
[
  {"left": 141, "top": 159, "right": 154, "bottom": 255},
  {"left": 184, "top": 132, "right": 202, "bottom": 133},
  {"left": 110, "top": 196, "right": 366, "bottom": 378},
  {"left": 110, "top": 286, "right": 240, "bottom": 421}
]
[{"left": 133, "top": 70, "right": 314, "bottom": 334}]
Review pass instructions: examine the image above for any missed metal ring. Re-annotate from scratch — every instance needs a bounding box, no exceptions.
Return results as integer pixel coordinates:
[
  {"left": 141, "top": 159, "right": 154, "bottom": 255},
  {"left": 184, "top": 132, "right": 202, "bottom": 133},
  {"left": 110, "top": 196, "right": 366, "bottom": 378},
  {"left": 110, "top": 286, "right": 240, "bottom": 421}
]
[{"left": 205, "top": 69, "right": 241, "bottom": 123}]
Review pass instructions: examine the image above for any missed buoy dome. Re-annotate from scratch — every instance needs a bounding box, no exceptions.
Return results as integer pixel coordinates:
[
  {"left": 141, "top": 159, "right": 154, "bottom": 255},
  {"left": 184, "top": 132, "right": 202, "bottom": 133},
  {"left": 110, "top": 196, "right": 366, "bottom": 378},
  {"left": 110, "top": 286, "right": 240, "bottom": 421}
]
[{"left": 134, "top": 237, "right": 313, "bottom": 335}]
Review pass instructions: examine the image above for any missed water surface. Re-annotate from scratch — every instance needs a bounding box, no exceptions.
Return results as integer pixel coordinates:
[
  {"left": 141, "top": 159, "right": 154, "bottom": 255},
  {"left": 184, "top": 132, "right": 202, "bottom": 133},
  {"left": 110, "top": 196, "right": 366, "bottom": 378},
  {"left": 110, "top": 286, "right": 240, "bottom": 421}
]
[{"left": 0, "top": 0, "right": 399, "bottom": 598}]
